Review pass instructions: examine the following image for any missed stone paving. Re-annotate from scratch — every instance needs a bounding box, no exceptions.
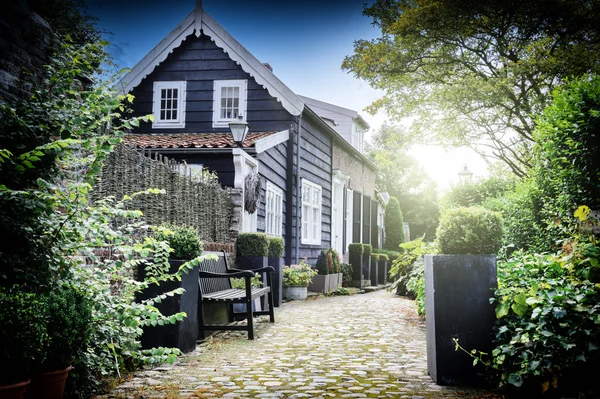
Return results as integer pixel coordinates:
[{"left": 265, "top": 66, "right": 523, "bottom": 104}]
[{"left": 97, "top": 290, "right": 497, "bottom": 399}]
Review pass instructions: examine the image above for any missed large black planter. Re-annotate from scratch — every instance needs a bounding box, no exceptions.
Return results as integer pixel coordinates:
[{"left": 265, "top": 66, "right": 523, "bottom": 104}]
[
  {"left": 138, "top": 259, "right": 199, "bottom": 353},
  {"left": 362, "top": 254, "right": 371, "bottom": 284},
  {"left": 349, "top": 250, "right": 363, "bottom": 287},
  {"left": 370, "top": 260, "right": 379, "bottom": 286},
  {"left": 378, "top": 259, "right": 387, "bottom": 285},
  {"left": 236, "top": 255, "right": 268, "bottom": 270},
  {"left": 425, "top": 254, "right": 497, "bottom": 385},
  {"left": 268, "top": 257, "right": 283, "bottom": 307}
]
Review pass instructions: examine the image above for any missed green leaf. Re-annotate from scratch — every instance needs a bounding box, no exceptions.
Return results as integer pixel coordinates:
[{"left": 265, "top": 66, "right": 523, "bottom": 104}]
[
  {"left": 511, "top": 302, "right": 529, "bottom": 317},
  {"left": 496, "top": 302, "right": 510, "bottom": 319}
]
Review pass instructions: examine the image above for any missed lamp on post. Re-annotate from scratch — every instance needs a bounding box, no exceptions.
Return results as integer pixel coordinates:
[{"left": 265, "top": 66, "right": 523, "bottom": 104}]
[
  {"left": 458, "top": 164, "right": 473, "bottom": 183},
  {"left": 228, "top": 117, "right": 249, "bottom": 148}
]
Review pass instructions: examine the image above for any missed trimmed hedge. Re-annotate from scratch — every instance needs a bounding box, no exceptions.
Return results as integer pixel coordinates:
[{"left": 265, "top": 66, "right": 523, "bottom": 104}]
[
  {"left": 316, "top": 248, "right": 341, "bottom": 275},
  {"left": 153, "top": 224, "right": 203, "bottom": 260},
  {"left": 348, "top": 243, "right": 364, "bottom": 256},
  {"left": 236, "top": 233, "right": 269, "bottom": 257},
  {"left": 436, "top": 206, "right": 503, "bottom": 254},
  {"left": 371, "top": 254, "right": 380, "bottom": 262},
  {"left": 378, "top": 254, "right": 389, "bottom": 262},
  {"left": 363, "top": 244, "right": 372, "bottom": 257},
  {"left": 268, "top": 237, "right": 284, "bottom": 258}
]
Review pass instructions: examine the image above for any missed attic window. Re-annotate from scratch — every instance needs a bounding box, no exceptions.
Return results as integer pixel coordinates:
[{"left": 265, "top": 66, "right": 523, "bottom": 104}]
[
  {"left": 213, "top": 80, "right": 247, "bottom": 128},
  {"left": 152, "top": 81, "right": 186, "bottom": 129}
]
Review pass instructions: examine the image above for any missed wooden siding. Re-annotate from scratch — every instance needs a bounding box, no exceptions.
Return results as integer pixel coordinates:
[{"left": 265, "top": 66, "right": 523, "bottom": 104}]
[
  {"left": 129, "top": 34, "right": 294, "bottom": 134},
  {"left": 297, "top": 116, "right": 332, "bottom": 265}
]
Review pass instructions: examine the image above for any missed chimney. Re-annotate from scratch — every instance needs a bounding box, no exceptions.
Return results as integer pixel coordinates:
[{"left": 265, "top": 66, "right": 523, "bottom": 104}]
[{"left": 263, "top": 63, "right": 273, "bottom": 72}]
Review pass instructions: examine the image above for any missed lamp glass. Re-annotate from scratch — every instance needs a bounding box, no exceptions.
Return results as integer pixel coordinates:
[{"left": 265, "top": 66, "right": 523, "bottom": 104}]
[{"left": 229, "top": 121, "right": 249, "bottom": 146}]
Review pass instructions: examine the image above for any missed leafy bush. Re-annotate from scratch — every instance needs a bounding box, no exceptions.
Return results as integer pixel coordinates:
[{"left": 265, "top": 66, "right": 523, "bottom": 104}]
[
  {"left": 230, "top": 274, "right": 263, "bottom": 289},
  {"left": 340, "top": 263, "right": 353, "bottom": 285},
  {"left": 41, "top": 284, "right": 93, "bottom": 371},
  {"left": 371, "top": 254, "right": 380, "bottom": 262},
  {"left": 326, "top": 287, "right": 350, "bottom": 296},
  {"left": 268, "top": 237, "right": 284, "bottom": 258},
  {"left": 378, "top": 254, "right": 389, "bottom": 262},
  {"left": 0, "top": 286, "right": 48, "bottom": 384},
  {"left": 315, "top": 248, "right": 341, "bottom": 275},
  {"left": 375, "top": 249, "right": 401, "bottom": 262},
  {"left": 384, "top": 196, "right": 405, "bottom": 250},
  {"left": 236, "top": 233, "right": 269, "bottom": 257},
  {"left": 348, "top": 243, "right": 364, "bottom": 256},
  {"left": 153, "top": 224, "right": 203, "bottom": 260},
  {"left": 363, "top": 244, "right": 373, "bottom": 257},
  {"left": 436, "top": 206, "right": 503, "bottom": 254},
  {"left": 282, "top": 261, "right": 318, "bottom": 287},
  {"left": 406, "top": 258, "right": 425, "bottom": 317},
  {"left": 388, "top": 236, "right": 427, "bottom": 298}
]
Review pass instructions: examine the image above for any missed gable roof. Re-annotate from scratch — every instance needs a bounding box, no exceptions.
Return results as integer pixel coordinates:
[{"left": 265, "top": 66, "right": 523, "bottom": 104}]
[
  {"left": 116, "top": 5, "right": 304, "bottom": 116},
  {"left": 299, "top": 95, "right": 370, "bottom": 129}
]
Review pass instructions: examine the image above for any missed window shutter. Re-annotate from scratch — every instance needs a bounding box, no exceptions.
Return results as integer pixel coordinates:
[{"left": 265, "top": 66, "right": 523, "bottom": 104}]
[
  {"left": 353, "top": 191, "right": 361, "bottom": 243},
  {"left": 371, "top": 202, "right": 378, "bottom": 249},
  {"left": 362, "top": 196, "right": 371, "bottom": 244}
]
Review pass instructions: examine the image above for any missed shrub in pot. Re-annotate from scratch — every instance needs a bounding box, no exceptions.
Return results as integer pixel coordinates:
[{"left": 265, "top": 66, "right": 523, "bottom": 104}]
[
  {"left": 348, "top": 243, "right": 364, "bottom": 287},
  {"left": 28, "top": 284, "right": 93, "bottom": 399},
  {"left": 370, "top": 253, "right": 380, "bottom": 286},
  {"left": 236, "top": 232, "right": 269, "bottom": 270},
  {"left": 267, "top": 237, "right": 284, "bottom": 307},
  {"left": 340, "top": 263, "right": 353, "bottom": 287},
  {"left": 425, "top": 206, "right": 503, "bottom": 385},
  {"left": 377, "top": 254, "right": 389, "bottom": 285},
  {"left": 140, "top": 224, "right": 204, "bottom": 353},
  {"left": 0, "top": 286, "right": 47, "bottom": 397},
  {"left": 310, "top": 249, "right": 342, "bottom": 293},
  {"left": 282, "top": 260, "right": 317, "bottom": 300},
  {"left": 362, "top": 244, "right": 373, "bottom": 284}
]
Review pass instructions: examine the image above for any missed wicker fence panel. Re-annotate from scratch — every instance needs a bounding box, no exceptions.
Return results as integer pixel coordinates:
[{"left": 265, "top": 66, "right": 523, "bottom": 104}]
[{"left": 93, "top": 144, "right": 233, "bottom": 243}]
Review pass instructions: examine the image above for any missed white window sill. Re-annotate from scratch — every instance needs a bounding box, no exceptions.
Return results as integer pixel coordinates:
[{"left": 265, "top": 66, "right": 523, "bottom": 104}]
[{"left": 152, "top": 121, "right": 185, "bottom": 129}]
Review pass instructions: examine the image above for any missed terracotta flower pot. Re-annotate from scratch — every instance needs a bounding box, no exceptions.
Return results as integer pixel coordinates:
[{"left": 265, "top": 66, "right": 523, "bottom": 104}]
[
  {"left": 27, "top": 366, "right": 72, "bottom": 399},
  {"left": 0, "top": 380, "right": 30, "bottom": 399}
]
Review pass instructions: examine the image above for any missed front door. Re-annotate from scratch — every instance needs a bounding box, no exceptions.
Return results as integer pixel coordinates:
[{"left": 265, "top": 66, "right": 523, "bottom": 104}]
[{"left": 332, "top": 180, "right": 344, "bottom": 255}]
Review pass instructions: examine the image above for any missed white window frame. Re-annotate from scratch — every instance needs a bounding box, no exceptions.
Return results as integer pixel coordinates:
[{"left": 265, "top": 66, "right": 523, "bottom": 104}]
[
  {"left": 152, "top": 81, "right": 186, "bottom": 129},
  {"left": 345, "top": 188, "right": 353, "bottom": 251},
  {"left": 301, "top": 179, "right": 322, "bottom": 245},
  {"left": 212, "top": 79, "right": 248, "bottom": 128},
  {"left": 265, "top": 182, "right": 283, "bottom": 237}
]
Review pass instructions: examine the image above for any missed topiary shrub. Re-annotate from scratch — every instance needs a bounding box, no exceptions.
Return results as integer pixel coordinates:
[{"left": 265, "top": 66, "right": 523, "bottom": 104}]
[
  {"left": 341, "top": 263, "right": 353, "bottom": 285},
  {"left": 348, "top": 243, "right": 363, "bottom": 256},
  {"left": 268, "top": 237, "right": 284, "bottom": 258},
  {"left": 363, "top": 244, "right": 372, "bottom": 257},
  {"left": 371, "top": 253, "right": 380, "bottom": 262},
  {"left": 435, "top": 206, "right": 503, "bottom": 254},
  {"left": 315, "top": 248, "right": 341, "bottom": 274},
  {"left": 384, "top": 197, "right": 405, "bottom": 250},
  {"left": 153, "top": 224, "right": 203, "bottom": 260},
  {"left": 378, "top": 254, "right": 389, "bottom": 262},
  {"left": 236, "top": 233, "right": 269, "bottom": 257}
]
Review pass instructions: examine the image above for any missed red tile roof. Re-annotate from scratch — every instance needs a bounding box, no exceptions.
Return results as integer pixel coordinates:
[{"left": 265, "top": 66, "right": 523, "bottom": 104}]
[{"left": 124, "top": 132, "right": 275, "bottom": 149}]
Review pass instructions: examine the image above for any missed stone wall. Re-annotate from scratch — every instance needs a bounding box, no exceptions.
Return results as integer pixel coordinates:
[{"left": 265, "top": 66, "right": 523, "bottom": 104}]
[
  {"left": 0, "top": 0, "right": 53, "bottom": 102},
  {"left": 332, "top": 143, "right": 377, "bottom": 198}
]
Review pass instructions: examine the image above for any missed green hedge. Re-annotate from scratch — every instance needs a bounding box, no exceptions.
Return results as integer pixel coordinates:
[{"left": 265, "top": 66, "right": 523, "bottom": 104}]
[
  {"left": 371, "top": 253, "right": 380, "bottom": 261},
  {"left": 268, "top": 237, "right": 284, "bottom": 258},
  {"left": 435, "top": 206, "right": 503, "bottom": 254},
  {"left": 384, "top": 196, "right": 405, "bottom": 250},
  {"left": 378, "top": 254, "right": 389, "bottom": 262},
  {"left": 363, "top": 244, "right": 372, "bottom": 256},
  {"left": 153, "top": 224, "right": 203, "bottom": 260},
  {"left": 348, "top": 243, "right": 364, "bottom": 256},
  {"left": 316, "top": 248, "right": 341, "bottom": 274},
  {"left": 236, "top": 233, "right": 269, "bottom": 257}
]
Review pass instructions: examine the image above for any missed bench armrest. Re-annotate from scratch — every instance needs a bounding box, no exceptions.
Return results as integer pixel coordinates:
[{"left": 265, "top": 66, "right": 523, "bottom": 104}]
[
  {"left": 229, "top": 266, "right": 275, "bottom": 274},
  {"left": 199, "top": 270, "right": 254, "bottom": 279}
]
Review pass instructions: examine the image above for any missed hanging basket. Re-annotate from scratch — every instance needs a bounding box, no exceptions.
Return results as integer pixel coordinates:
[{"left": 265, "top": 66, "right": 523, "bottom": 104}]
[{"left": 244, "top": 172, "right": 261, "bottom": 214}]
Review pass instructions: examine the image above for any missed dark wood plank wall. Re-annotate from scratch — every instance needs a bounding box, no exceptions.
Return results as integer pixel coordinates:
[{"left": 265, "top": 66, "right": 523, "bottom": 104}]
[
  {"left": 129, "top": 33, "right": 294, "bottom": 133},
  {"left": 296, "top": 116, "right": 332, "bottom": 265}
]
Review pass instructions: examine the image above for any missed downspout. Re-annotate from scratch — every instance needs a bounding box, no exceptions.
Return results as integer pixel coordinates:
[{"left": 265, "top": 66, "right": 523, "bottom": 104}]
[
  {"left": 294, "top": 113, "right": 302, "bottom": 264},
  {"left": 285, "top": 122, "right": 294, "bottom": 266}
]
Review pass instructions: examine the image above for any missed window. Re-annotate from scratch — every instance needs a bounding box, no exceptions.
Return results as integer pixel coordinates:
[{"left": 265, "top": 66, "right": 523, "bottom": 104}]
[
  {"left": 266, "top": 182, "right": 283, "bottom": 237},
  {"left": 351, "top": 122, "right": 364, "bottom": 153},
  {"left": 213, "top": 80, "right": 247, "bottom": 128},
  {"left": 152, "top": 81, "right": 186, "bottom": 128},
  {"left": 301, "top": 179, "right": 322, "bottom": 245}
]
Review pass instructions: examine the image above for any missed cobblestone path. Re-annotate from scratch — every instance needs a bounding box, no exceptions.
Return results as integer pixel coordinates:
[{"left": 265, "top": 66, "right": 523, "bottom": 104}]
[{"left": 98, "top": 290, "right": 496, "bottom": 399}]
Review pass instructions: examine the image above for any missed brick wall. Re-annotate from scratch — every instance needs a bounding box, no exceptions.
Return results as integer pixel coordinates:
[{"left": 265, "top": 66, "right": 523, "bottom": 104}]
[
  {"left": 332, "top": 143, "right": 377, "bottom": 198},
  {"left": 0, "top": 0, "right": 53, "bottom": 101}
]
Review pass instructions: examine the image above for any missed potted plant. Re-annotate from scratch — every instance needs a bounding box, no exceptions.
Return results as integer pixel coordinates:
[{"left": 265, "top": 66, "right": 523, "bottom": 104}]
[
  {"left": 235, "top": 233, "right": 269, "bottom": 270},
  {"left": 28, "top": 284, "right": 92, "bottom": 399},
  {"left": 348, "top": 243, "right": 364, "bottom": 288},
  {"left": 0, "top": 286, "right": 47, "bottom": 399},
  {"left": 425, "top": 206, "right": 503, "bottom": 385},
  {"left": 377, "top": 254, "right": 389, "bottom": 285},
  {"left": 340, "top": 263, "right": 353, "bottom": 287},
  {"left": 267, "top": 237, "right": 284, "bottom": 307},
  {"left": 370, "top": 253, "right": 380, "bottom": 286},
  {"left": 139, "top": 224, "right": 203, "bottom": 353},
  {"left": 362, "top": 244, "right": 373, "bottom": 285},
  {"left": 282, "top": 260, "right": 317, "bottom": 300},
  {"left": 309, "top": 248, "right": 342, "bottom": 293}
]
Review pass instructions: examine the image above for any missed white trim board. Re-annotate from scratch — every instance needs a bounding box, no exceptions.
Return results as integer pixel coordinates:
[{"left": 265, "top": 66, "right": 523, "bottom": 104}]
[
  {"left": 254, "top": 129, "right": 289, "bottom": 154},
  {"left": 117, "top": 6, "right": 304, "bottom": 117}
]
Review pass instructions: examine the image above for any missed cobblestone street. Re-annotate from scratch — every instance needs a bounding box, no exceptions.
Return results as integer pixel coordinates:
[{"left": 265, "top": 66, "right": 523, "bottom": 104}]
[{"left": 98, "top": 290, "right": 496, "bottom": 399}]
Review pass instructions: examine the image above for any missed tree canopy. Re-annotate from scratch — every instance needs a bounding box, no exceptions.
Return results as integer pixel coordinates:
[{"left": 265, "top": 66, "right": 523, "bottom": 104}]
[{"left": 343, "top": 0, "right": 600, "bottom": 177}]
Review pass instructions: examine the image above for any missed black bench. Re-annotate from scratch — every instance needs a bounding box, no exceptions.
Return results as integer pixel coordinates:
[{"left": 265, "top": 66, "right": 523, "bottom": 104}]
[{"left": 197, "top": 251, "right": 275, "bottom": 340}]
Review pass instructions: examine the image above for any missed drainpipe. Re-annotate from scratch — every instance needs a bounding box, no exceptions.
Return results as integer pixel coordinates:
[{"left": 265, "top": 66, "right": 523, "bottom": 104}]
[
  {"left": 294, "top": 113, "right": 302, "bottom": 264},
  {"left": 285, "top": 122, "right": 294, "bottom": 266}
]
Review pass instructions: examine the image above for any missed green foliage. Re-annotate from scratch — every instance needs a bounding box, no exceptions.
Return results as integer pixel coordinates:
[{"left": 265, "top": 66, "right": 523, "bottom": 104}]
[
  {"left": 348, "top": 243, "right": 364, "bottom": 256},
  {"left": 0, "top": 286, "right": 48, "bottom": 384},
  {"left": 326, "top": 287, "right": 351, "bottom": 296},
  {"left": 236, "top": 233, "right": 269, "bottom": 257},
  {"left": 436, "top": 207, "right": 504, "bottom": 254},
  {"left": 230, "top": 274, "right": 263, "bottom": 289},
  {"left": 267, "top": 237, "right": 284, "bottom": 258},
  {"left": 362, "top": 244, "right": 373, "bottom": 257},
  {"left": 406, "top": 259, "right": 426, "bottom": 317},
  {"left": 388, "top": 236, "right": 427, "bottom": 296},
  {"left": 41, "top": 283, "right": 93, "bottom": 371},
  {"left": 441, "top": 176, "right": 517, "bottom": 210},
  {"left": 375, "top": 249, "right": 401, "bottom": 262},
  {"left": 315, "top": 248, "right": 341, "bottom": 275},
  {"left": 371, "top": 254, "right": 380, "bottom": 262},
  {"left": 343, "top": 0, "right": 600, "bottom": 177},
  {"left": 340, "top": 263, "right": 353, "bottom": 285},
  {"left": 153, "top": 224, "right": 203, "bottom": 260},
  {"left": 533, "top": 74, "right": 600, "bottom": 249},
  {"left": 384, "top": 197, "right": 405, "bottom": 250},
  {"left": 282, "top": 261, "right": 318, "bottom": 287}
]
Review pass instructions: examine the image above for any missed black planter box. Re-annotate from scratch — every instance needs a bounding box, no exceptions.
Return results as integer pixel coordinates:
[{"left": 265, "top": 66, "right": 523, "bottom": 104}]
[
  {"left": 236, "top": 255, "right": 268, "bottom": 270},
  {"left": 138, "top": 259, "right": 199, "bottom": 353},
  {"left": 349, "top": 251, "right": 363, "bottom": 287},
  {"left": 425, "top": 254, "right": 497, "bottom": 385},
  {"left": 268, "top": 257, "right": 283, "bottom": 307},
  {"left": 370, "top": 260, "right": 379, "bottom": 286},
  {"left": 378, "top": 260, "right": 387, "bottom": 284},
  {"left": 362, "top": 254, "right": 371, "bottom": 282}
]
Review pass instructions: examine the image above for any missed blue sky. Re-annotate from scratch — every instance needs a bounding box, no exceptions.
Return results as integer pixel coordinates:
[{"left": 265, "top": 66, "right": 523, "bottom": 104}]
[{"left": 86, "top": 0, "right": 488, "bottom": 189}]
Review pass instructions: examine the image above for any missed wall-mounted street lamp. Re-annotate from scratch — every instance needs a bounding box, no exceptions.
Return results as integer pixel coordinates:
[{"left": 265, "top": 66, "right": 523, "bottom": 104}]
[
  {"left": 458, "top": 164, "right": 473, "bottom": 183},
  {"left": 228, "top": 116, "right": 249, "bottom": 148}
]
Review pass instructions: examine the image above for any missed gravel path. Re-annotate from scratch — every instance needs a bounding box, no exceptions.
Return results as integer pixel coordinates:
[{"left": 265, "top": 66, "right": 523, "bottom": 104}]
[{"left": 97, "top": 290, "right": 498, "bottom": 399}]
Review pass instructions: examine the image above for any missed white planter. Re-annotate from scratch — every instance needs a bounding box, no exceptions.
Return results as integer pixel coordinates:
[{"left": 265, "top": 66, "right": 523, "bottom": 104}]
[{"left": 282, "top": 286, "right": 308, "bottom": 300}]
